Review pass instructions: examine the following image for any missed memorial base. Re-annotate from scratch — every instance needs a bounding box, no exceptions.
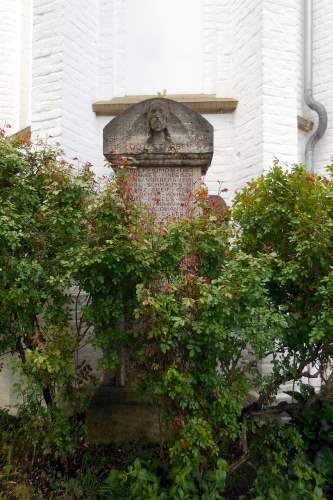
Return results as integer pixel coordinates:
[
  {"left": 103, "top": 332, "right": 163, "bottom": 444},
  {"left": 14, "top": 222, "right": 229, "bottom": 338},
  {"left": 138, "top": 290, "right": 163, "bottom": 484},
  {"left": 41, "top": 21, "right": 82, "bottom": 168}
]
[{"left": 87, "top": 386, "right": 167, "bottom": 443}]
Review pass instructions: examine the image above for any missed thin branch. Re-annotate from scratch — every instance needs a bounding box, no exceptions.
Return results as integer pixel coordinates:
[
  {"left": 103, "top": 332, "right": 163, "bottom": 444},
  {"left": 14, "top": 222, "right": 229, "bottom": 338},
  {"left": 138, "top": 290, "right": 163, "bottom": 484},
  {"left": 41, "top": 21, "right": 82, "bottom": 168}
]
[
  {"left": 76, "top": 340, "right": 93, "bottom": 352},
  {"left": 78, "top": 324, "right": 92, "bottom": 342},
  {"left": 252, "top": 346, "right": 323, "bottom": 411},
  {"left": 228, "top": 424, "right": 249, "bottom": 474},
  {"left": 247, "top": 402, "right": 300, "bottom": 417},
  {"left": 228, "top": 452, "right": 249, "bottom": 474},
  {"left": 245, "top": 388, "right": 331, "bottom": 419},
  {"left": 75, "top": 287, "right": 82, "bottom": 336},
  {"left": 75, "top": 290, "right": 92, "bottom": 340},
  {"left": 0, "top": 350, "right": 15, "bottom": 359},
  {"left": 300, "top": 370, "right": 320, "bottom": 379},
  {"left": 232, "top": 389, "right": 331, "bottom": 474}
]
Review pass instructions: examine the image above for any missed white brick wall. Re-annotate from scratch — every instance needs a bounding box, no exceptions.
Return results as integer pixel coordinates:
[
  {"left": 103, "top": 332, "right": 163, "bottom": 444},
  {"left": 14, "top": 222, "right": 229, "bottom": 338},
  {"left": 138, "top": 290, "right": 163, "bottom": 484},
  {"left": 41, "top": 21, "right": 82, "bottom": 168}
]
[
  {"left": 313, "top": 0, "right": 333, "bottom": 174},
  {"left": 31, "top": 0, "right": 102, "bottom": 172},
  {"left": 19, "top": 0, "right": 32, "bottom": 130},
  {"left": 227, "top": 0, "right": 263, "bottom": 196},
  {"left": 262, "top": 0, "right": 299, "bottom": 169},
  {"left": 0, "top": 0, "right": 20, "bottom": 130},
  {"left": 31, "top": 0, "right": 65, "bottom": 141},
  {"left": 296, "top": 1, "right": 308, "bottom": 165},
  {"left": 204, "top": 0, "right": 264, "bottom": 201},
  {"left": 17, "top": 0, "right": 333, "bottom": 187},
  {"left": 203, "top": 0, "right": 218, "bottom": 95},
  {"left": 62, "top": 0, "right": 100, "bottom": 167},
  {"left": 0, "top": 0, "right": 33, "bottom": 132},
  {"left": 99, "top": 0, "right": 115, "bottom": 101}
]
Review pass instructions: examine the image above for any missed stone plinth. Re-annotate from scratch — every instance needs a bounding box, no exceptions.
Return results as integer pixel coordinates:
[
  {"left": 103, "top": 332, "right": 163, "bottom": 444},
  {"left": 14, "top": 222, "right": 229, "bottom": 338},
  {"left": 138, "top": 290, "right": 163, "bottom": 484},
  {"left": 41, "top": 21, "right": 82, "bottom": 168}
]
[
  {"left": 87, "top": 387, "right": 164, "bottom": 443},
  {"left": 87, "top": 98, "right": 214, "bottom": 443}
]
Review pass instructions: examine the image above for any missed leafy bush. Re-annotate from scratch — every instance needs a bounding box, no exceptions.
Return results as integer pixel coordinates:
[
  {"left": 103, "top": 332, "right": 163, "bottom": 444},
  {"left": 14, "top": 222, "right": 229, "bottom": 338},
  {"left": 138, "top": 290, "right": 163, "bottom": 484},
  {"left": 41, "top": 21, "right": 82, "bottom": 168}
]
[
  {"left": 248, "top": 420, "right": 326, "bottom": 499},
  {"left": 79, "top": 173, "right": 286, "bottom": 496},
  {"left": 0, "top": 129, "right": 95, "bottom": 462},
  {"left": 233, "top": 163, "right": 333, "bottom": 400},
  {"left": 1, "top": 127, "right": 333, "bottom": 498},
  {"left": 80, "top": 163, "right": 333, "bottom": 497}
]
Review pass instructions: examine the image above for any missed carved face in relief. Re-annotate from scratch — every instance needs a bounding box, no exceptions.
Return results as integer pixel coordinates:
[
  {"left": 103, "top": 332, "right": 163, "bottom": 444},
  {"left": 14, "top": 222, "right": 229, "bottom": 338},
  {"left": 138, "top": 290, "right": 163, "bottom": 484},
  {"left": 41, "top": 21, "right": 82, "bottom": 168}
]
[
  {"left": 146, "top": 102, "right": 172, "bottom": 148},
  {"left": 147, "top": 103, "right": 168, "bottom": 132}
]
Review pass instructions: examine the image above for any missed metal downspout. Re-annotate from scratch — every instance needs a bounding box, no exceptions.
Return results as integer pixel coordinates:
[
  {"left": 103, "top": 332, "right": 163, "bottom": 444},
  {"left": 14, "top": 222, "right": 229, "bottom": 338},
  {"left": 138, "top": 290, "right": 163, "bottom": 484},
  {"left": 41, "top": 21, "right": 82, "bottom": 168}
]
[{"left": 304, "top": 0, "right": 327, "bottom": 173}]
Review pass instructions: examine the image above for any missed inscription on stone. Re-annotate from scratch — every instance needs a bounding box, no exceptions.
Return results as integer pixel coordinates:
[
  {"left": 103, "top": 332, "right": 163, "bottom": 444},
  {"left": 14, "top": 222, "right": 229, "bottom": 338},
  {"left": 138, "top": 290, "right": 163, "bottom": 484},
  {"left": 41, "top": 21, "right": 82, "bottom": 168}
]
[{"left": 134, "top": 166, "right": 202, "bottom": 220}]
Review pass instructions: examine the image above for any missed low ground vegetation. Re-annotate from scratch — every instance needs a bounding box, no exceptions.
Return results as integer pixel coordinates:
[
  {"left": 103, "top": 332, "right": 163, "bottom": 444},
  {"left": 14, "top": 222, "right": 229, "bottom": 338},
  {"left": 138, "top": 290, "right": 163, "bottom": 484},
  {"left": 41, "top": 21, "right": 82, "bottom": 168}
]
[{"left": 0, "top": 130, "right": 333, "bottom": 498}]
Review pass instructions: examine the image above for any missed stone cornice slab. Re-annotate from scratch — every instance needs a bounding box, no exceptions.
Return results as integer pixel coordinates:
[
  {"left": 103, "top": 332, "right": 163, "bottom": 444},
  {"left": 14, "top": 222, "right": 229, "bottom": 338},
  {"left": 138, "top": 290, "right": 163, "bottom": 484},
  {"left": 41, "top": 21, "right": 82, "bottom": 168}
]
[{"left": 93, "top": 94, "right": 238, "bottom": 116}]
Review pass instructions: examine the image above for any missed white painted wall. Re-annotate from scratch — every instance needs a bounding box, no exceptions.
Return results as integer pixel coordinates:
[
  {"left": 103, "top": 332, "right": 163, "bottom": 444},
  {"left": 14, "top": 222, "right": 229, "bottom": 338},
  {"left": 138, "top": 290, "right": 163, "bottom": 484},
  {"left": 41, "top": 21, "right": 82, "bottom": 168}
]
[
  {"left": 0, "top": 0, "right": 20, "bottom": 131},
  {"left": 262, "top": 0, "right": 299, "bottom": 169},
  {"left": 125, "top": 0, "right": 203, "bottom": 95},
  {"left": 225, "top": 0, "right": 263, "bottom": 199},
  {"left": 19, "top": 0, "right": 32, "bottom": 130},
  {"left": 31, "top": 0, "right": 65, "bottom": 141},
  {"left": 62, "top": 0, "right": 100, "bottom": 167},
  {"left": 0, "top": 0, "right": 32, "bottom": 132},
  {"left": 4, "top": 0, "right": 333, "bottom": 189},
  {"left": 99, "top": 0, "right": 115, "bottom": 100},
  {"left": 31, "top": 0, "right": 102, "bottom": 172},
  {"left": 313, "top": 0, "right": 333, "bottom": 174}
]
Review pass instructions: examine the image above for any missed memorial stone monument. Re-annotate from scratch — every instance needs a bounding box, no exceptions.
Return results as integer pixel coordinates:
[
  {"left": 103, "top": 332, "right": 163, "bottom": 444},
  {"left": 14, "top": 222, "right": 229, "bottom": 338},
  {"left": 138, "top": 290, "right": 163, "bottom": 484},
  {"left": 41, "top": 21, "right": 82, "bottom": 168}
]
[
  {"left": 88, "top": 98, "right": 215, "bottom": 442},
  {"left": 103, "top": 97, "right": 213, "bottom": 219}
]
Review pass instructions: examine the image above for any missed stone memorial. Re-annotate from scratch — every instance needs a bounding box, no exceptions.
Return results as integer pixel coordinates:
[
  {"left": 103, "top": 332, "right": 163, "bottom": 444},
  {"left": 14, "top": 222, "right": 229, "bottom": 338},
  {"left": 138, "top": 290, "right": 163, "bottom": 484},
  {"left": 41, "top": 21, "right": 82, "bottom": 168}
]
[
  {"left": 88, "top": 98, "right": 215, "bottom": 443},
  {"left": 103, "top": 97, "right": 213, "bottom": 219}
]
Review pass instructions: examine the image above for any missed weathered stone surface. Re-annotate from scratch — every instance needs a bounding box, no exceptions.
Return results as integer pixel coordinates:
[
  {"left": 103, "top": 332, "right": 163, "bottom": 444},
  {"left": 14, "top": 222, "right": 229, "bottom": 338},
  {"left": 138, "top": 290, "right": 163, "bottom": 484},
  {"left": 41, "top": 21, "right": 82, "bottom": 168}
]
[
  {"left": 208, "top": 194, "right": 228, "bottom": 212},
  {"left": 93, "top": 95, "right": 238, "bottom": 116},
  {"left": 133, "top": 166, "right": 202, "bottom": 220},
  {"left": 87, "top": 387, "right": 166, "bottom": 443},
  {"left": 103, "top": 97, "right": 213, "bottom": 173}
]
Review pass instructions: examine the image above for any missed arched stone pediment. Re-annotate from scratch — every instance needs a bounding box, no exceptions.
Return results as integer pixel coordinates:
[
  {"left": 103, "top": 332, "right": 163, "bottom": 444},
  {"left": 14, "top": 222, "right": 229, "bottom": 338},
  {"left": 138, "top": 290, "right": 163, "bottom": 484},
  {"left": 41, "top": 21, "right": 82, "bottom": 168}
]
[{"left": 103, "top": 98, "right": 213, "bottom": 173}]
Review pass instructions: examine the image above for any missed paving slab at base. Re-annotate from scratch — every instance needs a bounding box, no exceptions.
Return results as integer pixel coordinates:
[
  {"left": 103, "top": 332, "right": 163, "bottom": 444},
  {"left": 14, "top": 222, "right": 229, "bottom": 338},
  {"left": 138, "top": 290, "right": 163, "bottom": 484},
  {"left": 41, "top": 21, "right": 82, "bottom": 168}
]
[{"left": 87, "top": 387, "right": 165, "bottom": 443}]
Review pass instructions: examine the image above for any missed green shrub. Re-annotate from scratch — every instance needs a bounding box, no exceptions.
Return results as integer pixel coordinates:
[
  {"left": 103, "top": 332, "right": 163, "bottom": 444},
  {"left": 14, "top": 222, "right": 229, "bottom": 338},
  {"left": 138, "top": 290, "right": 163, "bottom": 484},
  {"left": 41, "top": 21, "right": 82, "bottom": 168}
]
[
  {"left": 1, "top": 127, "right": 333, "bottom": 498},
  {"left": 233, "top": 163, "right": 333, "bottom": 398}
]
